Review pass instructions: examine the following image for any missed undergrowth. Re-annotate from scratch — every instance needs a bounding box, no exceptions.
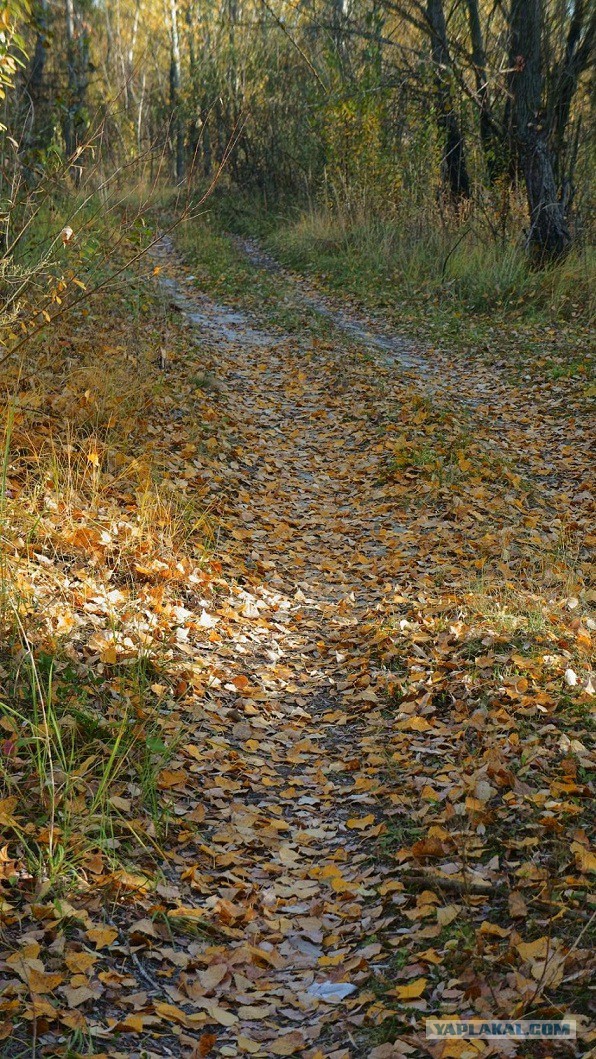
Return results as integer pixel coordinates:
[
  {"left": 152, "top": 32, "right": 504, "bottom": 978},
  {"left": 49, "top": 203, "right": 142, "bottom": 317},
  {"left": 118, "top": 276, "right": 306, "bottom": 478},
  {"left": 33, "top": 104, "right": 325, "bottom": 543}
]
[
  {"left": 0, "top": 189, "right": 212, "bottom": 895},
  {"left": 193, "top": 188, "right": 596, "bottom": 335},
  {"left": 266, "top": 205, "right": 595, "bottom": 321}
]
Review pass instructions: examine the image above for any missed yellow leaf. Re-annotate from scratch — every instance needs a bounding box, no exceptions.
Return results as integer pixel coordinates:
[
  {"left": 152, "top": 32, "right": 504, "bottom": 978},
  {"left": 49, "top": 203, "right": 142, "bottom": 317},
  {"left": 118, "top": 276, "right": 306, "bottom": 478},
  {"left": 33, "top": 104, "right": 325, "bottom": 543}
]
[
  {"left": 437, "top": 904, "right": 460, "bottom": 927},
  {"left": 60, "top": 1011, "right": 88, "bottom": 1033},
  {"left": 206, "top": 1004, "right": 237, "bottom": 1027},
  {"left": 346, "top": 814, "right": 375, "bottom": 829},
  {"left": 0, "top": 797, "right": 18, "bottom": 827},
  {"left": 28, "top": 968, "right": 64, "bottom": 994},
  {"left": 401, "top": 716, "right": 432, "bottom": 731},
  {"left": 517, "top": 937, "right": 550, "bottom": 961},
  {"left": 479, "top": 921, "right": 510, "bottom": 938},
  {"left": 319, "top": 863, "right": 341, "bottom": 878},
  {"left": 441, "top": 1042, "right": 485, "bottom": 1057},
  {"left": 23, "top": 995, "right": 56, "bottom": 1018},
  {"left": 330, "top": 874, "right": 359, "bottom": 893},
  {"left": 86, "top": 925, "right": 118, "bottom": 950},
  {"left": 110, "top": 870, "right": 152, "bottom": 892},
  {"left": 573, "top": 845, "right": 596, "bottom": 873},
  {"left": 100, "top": 643, "right": 118, "bottom": 664},
  {"left": 269, "top": 1032, "right": 306, "bottom": 1055},
  {"left": 65, "top": 952, "right": 97, "bottom": 974},
  {"left": 168, "top": 905, "right": 206, "bottom": 922},
  {"left": 393, "top": 977, "right": 427, "bottom": 1000},
  {"left": 153, "top": 1001, "right": 190, "bottom": 1026},
  {"left": 236, "top": 1037, "right": 261, "bottom": 1055},
  {"left": 416, "top": 947, "right": 443, "bottom": 965},
  {"left": 118, "top": 1014, "right": 146, "bottom": 1032}
]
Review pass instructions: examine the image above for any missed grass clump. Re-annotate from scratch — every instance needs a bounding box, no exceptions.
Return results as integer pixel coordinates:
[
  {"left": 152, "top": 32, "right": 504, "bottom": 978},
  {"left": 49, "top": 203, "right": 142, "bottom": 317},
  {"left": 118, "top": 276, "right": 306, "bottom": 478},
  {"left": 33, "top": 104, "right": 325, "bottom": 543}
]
[{"left": 0, "top": 647, "right": 174, "bottom": 887}]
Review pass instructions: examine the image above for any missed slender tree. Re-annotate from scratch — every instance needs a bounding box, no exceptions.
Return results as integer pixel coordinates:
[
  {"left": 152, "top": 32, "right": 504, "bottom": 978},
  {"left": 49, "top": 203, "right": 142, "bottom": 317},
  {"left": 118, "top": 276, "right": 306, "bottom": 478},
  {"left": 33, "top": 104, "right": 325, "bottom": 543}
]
[
  {"left": 63, "top": 0, "right": 90, "bottom": 180},
  {"left": 465, "top": 0, "right": 501, "bottom": 182},
  {"left": 425, "top": 0, "right": 470, "bottom": 202},
  {"left": 548, "top": 0, "right": 595, "bottom": 199},
  {"left": 169, "top": 0, "right": 184, "bottom": 180},
  {"left": 508, "top": 0, "right": 571, "bottom": 260},
  {"left": 20, "top": 0, "right": 53, "bottom": 180}
]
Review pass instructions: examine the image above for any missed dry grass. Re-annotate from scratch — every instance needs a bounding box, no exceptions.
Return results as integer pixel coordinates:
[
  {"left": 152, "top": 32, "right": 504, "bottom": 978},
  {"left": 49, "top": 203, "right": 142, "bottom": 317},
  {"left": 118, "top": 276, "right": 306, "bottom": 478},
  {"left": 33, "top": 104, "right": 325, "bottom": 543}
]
[
  {"left": 0, "top": 223, "right": 214, "bottom": 891},
  {"left": 267, "top": 199, "right": 596, "bottom": 320}
]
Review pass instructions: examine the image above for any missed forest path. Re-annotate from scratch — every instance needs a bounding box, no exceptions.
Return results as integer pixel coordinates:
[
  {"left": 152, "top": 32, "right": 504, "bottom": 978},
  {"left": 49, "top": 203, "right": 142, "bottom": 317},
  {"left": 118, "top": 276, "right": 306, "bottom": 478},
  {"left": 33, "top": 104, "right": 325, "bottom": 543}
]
[
  {"left": 116, "top": 233, "right": 593, "bottom": 1059},
  {"left": 145, "top": 234, "right": 426, "bottom": 1057}
]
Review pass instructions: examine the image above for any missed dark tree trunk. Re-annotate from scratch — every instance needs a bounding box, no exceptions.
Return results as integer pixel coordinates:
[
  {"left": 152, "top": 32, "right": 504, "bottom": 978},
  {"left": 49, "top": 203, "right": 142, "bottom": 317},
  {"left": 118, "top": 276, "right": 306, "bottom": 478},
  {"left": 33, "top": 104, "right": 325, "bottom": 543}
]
[
  {"left": 64, "top": 0, "right": 76, "bottom": 159},
  {"left": 426, "top": 0, "right": 471, "bottom": 202},
  {"left": 509, "top": 0, "right": 571, "bottom": 261},
  {"left": 465, "top": 0, "right": 502, "bottom": 182},
  {"left": 548, "top": 0, "right": 595, "bottom": 193},
  {"left": 28, "top": 4, "right": 48, "bottom": 103},
  {"left": 20, "top": 0, "right": 54, "bottom": 181},
  {"left": 524, "top": 134, "right": 572, "bottom": 260}
]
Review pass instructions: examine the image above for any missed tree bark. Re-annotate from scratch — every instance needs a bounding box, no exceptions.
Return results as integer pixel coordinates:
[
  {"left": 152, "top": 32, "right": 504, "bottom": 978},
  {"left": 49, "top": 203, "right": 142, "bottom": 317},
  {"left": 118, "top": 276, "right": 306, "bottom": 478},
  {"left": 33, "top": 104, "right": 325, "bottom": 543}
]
[
  {"left": 425, "top": 0, "right": 471, "bottom": 202},
  {"left": 548, "top": 0, "right": 595, "bottom": 192},
  {"left": 63, "top": 0, "right": 89, "bottom": 180},
  {"left": 169, "top": 0, "right": 184, "bottom": 180},
  {"left": 465, "top": 0, "right": 502, "bottom": 182},
  {"left": 509, "top": 0, "right": 571, "bottom": 261}
]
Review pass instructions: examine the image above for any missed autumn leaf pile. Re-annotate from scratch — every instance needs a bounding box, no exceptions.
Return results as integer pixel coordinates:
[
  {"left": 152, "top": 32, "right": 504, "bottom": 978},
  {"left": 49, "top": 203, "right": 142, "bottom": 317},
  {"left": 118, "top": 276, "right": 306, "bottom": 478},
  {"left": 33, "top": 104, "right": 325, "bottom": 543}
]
[{"left": 0, "top": 227, "right": 593, "bottom": 1058}]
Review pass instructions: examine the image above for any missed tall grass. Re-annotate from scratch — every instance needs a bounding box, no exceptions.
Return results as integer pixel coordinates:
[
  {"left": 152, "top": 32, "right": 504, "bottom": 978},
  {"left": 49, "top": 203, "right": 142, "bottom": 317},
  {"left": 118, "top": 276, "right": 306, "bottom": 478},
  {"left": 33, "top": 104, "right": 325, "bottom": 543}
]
[
  {"left": 0, "top": 642, "right": 175, "bottom": 885},
  {"left": 266, "top": 202, "right": 596, "bottom": 321},
  {"left": 0, "top": 185, "right": 211, "bottom": 894},
  {"left": 0, "top": 381, "right": 180, "bottom": 888}
]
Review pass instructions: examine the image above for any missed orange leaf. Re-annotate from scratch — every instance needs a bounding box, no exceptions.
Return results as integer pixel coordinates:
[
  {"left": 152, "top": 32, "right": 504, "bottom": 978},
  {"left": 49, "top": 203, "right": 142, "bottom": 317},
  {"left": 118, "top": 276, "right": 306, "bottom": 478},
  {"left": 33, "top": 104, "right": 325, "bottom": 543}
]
[{"left": 346, "top": 814, "right": 375, "bottom": 829}]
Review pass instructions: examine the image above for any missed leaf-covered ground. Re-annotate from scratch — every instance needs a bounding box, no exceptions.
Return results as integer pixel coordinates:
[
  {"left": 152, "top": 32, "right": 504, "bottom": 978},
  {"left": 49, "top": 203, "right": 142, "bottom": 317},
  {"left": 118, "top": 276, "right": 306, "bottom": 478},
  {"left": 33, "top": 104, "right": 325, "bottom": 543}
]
[{"left": 0, "top": 224, "right": 594, "bottom": 1058}]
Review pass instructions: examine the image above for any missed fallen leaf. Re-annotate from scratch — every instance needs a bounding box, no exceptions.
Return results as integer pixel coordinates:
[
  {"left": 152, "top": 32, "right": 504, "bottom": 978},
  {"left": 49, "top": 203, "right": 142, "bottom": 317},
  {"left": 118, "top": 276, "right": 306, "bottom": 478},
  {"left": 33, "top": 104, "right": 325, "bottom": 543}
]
[{"left": 393, "top": 977, "right": 427, "bottom": 1000}]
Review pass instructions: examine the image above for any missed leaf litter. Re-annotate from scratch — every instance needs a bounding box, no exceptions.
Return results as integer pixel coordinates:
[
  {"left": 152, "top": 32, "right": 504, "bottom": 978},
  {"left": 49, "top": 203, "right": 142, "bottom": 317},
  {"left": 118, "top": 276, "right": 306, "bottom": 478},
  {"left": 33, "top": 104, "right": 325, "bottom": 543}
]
[{"left": 0, "top": 230, "right": 593, "bottom": 1057}]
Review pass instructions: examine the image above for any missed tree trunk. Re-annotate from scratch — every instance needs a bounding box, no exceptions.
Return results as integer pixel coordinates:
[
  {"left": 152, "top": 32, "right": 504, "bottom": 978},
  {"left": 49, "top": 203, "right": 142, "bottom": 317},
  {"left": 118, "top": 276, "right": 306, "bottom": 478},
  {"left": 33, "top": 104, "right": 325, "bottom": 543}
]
[
  {"left": 465, "top": 0, "right": 502, "bottom": 182},
  {"left": 426, "top": 0, "right": 471, "bottom": 202},
  {"left": 20, "top": 0, "right": 54, "bottom": 181},
  {"left": 64, "top": 0, "right": 76, "bottom": 160},
  {"left": 548, "top": 0, "right": 595, "bottom": 193},
  {"left": 169, "top": 0, "right": 184, "bottom": 180},
  {"left": 509, "top": 0, "right": 571, "bottom": 261},
  {"left": 63, "top": 0, "right": 89, "bottom": 181}
]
